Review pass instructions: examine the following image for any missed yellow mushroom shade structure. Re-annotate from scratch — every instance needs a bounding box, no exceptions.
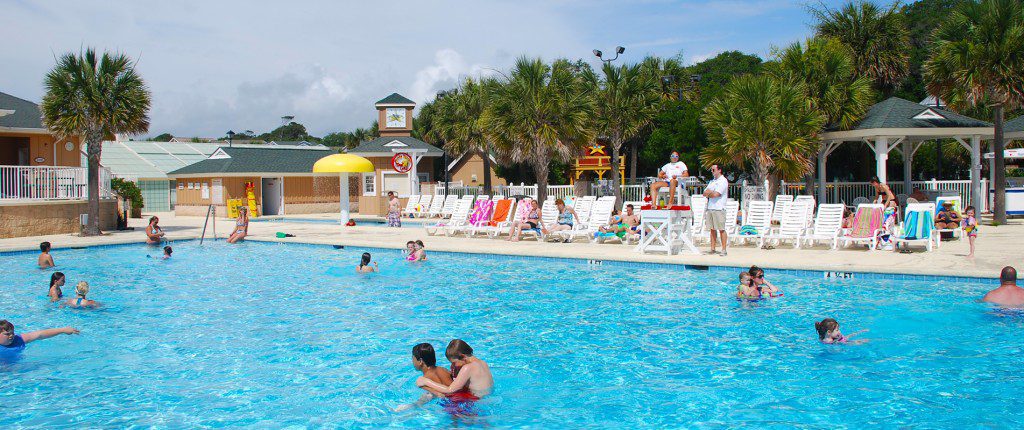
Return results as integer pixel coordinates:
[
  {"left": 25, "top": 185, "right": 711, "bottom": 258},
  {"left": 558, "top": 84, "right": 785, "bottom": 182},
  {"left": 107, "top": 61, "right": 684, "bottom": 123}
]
[{"left": 312, "top": 154, "right": 374, "bottom": 224}]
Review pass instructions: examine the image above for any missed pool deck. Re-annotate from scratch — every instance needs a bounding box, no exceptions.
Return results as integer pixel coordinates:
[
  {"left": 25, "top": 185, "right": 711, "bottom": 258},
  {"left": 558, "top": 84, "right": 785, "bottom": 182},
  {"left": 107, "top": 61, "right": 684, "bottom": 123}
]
[{"left": 1, "top": 211, "right": 1015, "bottom": 280}]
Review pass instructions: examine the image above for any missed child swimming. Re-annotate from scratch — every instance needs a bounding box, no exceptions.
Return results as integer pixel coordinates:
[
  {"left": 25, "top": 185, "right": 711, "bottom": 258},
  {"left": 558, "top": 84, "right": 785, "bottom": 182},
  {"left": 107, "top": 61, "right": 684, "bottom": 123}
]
[
  {"left": 416, "top": 339, "right": 494, "bottom": 399},
  {"left": 357, "top": 252, "right": 379, "bottom": 273},
  {"left": 405, "top": 241, "right": 416, "bottom": 260},
  {"left": 736, "top": 271, "right": 758, "bottom": 299},
  {"left": 815, "top": 318, "right": 868, "bottom": 345},
  {"left": 407, "top": 240, "right": 427, "bottom": 262},
  {"left": 62, "top": 281, "right": 100, "bottom": 309},
  {"left": 395, "top": 343, "right": 454, "bottom": 412},
  {"left": 163, "top": 246, "right": 173, "bottom": 259},
  {"left": 38, "top": 241, "right": 55, "bottom": 268},
  {"left": 0, "top": 319, "right": 79, "bottom": 355},
  {"left": 48, "top": 272, "right": 66, "bottom": 303}
]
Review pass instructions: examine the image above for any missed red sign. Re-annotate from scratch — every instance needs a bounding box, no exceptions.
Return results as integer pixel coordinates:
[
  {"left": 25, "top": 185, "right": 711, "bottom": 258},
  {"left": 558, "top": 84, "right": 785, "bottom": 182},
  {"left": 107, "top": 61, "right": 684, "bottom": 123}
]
[{"left": 391, "top": 152, "right": 413, "bottom": 173}]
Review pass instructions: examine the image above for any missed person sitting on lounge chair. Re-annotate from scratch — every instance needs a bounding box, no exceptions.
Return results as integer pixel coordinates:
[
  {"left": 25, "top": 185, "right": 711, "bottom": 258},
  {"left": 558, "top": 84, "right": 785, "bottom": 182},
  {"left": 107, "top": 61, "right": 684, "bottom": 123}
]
[{"left": 934, "top": 201, "right": 961, "bottom": 229}]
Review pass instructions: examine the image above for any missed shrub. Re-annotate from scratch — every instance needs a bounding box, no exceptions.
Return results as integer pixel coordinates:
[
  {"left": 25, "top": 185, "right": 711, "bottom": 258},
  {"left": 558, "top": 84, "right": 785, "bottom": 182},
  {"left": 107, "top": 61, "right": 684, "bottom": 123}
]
[{"left": 110, "top": 177, "right": 144, "bottom": 211}]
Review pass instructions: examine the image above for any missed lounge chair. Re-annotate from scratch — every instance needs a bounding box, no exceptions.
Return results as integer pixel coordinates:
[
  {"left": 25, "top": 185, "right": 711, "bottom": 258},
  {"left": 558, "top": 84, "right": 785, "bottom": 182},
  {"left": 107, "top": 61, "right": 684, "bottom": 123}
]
[
  {"left": 480, "top": 199, "right": 518, "bottom": 238},
  {"left": 761, "top": 200, "right": 810, "bottom": 248},
  {"left": 401, "top": 195, "right": 421, "bottom": 218},
  {"left": 731, "top": 200, "right": 773, "bottom": 246},
  {"left": 688, "top": 195, "right": 708, "bottom": 243},
  {"left": 557, "top": 196, "right": 615, "bottom": 243},
  {"left": 413, "top": 195, "right": 433, "bottom": 218},
  {"left": 724, "top": 199, "right": 740, "bottom": 235},
  {"left": 933, "top": 195, "right": 963, "bottom": 247},
  {"left": 771, "top": 195, "right": 794, "bottom": 224},
  {"left": 840, "top": 203, "right": 883, "bottom": 250},
  {"left": 598, "top": 200, "right": 644, "bottom": 244},
  {"left": 426, "top": 194, "right": 447, "bottom": 218},
  {"left": 425, "top": 199, "right": 472, "bottom": 236},
  {"left": 448, "top": 199, "right": 495, "bottom": 236},
  {"left": 794, "top": 195, "right": 815, "bottom": 227},
  {"left": 892, "top": 203, "right": 935, "bottom": 252},
  {"left": 800, "top": 204, "right": 845, "bottom": 249},
  {"left": 520, "top": 199, "right": 558, "bottom": 241}
]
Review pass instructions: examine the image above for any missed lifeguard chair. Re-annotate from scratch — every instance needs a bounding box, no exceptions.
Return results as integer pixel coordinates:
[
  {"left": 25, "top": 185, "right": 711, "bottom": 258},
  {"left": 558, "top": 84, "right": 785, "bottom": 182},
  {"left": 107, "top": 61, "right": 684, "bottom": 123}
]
[{"left": 570, "top": 141, "right": 625, "bottom": 185}]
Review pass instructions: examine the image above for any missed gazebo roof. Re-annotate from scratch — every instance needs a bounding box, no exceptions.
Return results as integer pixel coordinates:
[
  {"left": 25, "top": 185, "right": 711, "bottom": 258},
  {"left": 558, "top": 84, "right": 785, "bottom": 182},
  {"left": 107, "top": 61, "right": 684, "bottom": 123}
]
[
  {"left": 1006, "top": 116, "right": 1024, "bottom": 133},
  {"left": 820, "top": 97, "right": 992, "bottom": 142}
]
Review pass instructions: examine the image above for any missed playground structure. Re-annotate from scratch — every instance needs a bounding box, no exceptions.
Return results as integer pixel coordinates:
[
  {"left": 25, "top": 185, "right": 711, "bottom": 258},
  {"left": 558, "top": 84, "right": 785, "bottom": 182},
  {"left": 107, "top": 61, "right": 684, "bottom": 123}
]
[{"left": 570, "top": 141, "right": 625, "bottom": 185}]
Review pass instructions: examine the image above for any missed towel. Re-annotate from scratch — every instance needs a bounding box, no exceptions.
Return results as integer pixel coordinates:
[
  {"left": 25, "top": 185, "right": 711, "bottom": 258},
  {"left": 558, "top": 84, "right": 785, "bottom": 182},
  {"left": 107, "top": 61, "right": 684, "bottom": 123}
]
[
  {"left": 488, "top": 200, "right": 512, "bottom": 227},
  {"left": 900, "top": 210, "right": 932, "bottom": 240},
  {"left": 468, "top": 200, "right": 495, "bottom": 226},
  {"left": 515, "top": 198, "right": 534, "bottom": 222},
  {"left": 847, "top": 207, "right": 882, "bottom": 238}
]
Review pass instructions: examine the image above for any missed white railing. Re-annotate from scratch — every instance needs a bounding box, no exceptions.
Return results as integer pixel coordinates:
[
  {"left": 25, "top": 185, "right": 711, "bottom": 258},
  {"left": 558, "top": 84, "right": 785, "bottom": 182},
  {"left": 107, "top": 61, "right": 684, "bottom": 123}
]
[
  {"left": 434, "top": 179, "right": 980, "bottom": 209},
  {"left": 0, "top": 165, "right": 114, "bottom": 201}
]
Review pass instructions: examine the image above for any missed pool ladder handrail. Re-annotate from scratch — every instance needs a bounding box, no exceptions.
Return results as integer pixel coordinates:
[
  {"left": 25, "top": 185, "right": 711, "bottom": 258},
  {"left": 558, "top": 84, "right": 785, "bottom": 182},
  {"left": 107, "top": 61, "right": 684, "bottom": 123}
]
[{"left": 199, "top": 204, "right": 217, "bottom": 244}]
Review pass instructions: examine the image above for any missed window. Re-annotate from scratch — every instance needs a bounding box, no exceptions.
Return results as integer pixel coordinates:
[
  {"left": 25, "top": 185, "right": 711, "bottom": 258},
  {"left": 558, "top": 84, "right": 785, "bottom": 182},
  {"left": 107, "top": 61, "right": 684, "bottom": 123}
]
[
  {"left": 382, "top": 172, "right": 411, "bottom": 197},
  {"left": 362, "top": 172, "right": 376, "bottom": 196}
]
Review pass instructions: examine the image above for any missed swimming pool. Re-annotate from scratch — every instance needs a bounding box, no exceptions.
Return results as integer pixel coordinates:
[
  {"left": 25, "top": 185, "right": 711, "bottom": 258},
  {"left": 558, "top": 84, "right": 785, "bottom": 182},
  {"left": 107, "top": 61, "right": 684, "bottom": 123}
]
[
  {"left": 251, "top": 217, "right": 426, "bottom": 228},
  {"left": 1, "top": 241, "right": 1018, "bottom": 427}
]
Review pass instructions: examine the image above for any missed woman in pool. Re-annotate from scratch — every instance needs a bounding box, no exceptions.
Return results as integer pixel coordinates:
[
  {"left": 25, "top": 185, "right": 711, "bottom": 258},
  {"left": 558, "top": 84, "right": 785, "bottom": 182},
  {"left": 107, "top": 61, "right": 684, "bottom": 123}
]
[
  {"left": 508, "top": 199, "right": 543, "bottom": 242},
  {"left": 387, "top": 192, "right": 402, "bottom": 227},
  {"left": 815, "top": 318, "right": 868, "bottom": 345},
  {"left": 48, "top": 272, "right": 66, "bottom": 302},
  {"left": 145, "top": 216, "right": 165, "bottom": 245},
  {"left": 416, "top": 339, "right": 494, "bottom": 400},
  {"left": 227, "top": 207, "right": 249, "bottom": 244},
  {"left": 357, "top": 252, "right": 379, "bottom": 273},
  {"left": 62, "top": 281, "right": 100, "bottom": 309},
  {"left": 749, "top": 266, "right": 782, "bottom": 297}
]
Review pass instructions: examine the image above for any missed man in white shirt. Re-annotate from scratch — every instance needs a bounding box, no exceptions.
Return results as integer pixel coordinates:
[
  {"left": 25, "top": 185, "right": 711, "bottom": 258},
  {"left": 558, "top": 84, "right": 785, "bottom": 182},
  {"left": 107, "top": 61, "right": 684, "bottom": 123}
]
[
  {"left": 703, "top": 164, "right": 729, "bottom": 256},
  {"left": 648, "top": 151, "right": 689, "bottom": 206}
]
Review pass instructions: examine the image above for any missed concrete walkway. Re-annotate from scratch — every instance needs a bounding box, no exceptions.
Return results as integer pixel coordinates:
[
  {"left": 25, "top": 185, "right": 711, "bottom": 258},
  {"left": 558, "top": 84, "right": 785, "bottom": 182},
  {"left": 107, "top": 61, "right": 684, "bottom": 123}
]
[{"left": 1, "top": 211, "right": 1016, "bottom": 279}]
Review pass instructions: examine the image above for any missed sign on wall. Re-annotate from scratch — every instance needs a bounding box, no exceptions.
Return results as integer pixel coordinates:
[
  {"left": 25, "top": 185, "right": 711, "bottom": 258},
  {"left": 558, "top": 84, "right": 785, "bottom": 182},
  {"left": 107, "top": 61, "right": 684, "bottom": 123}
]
[{"left": 391, "top": 152, "right": 413, "bottom": 173}]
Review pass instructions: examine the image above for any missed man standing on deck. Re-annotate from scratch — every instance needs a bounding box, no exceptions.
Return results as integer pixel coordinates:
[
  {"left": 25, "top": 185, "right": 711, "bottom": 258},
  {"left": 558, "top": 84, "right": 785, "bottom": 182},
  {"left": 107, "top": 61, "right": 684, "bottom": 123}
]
[
  {"left": 982, "top": 267, "right": 1024, "bottom": 306},
  {"left": 703, "top": 164, "right": 728, "bottom": 256},
  {"left": 648, "top": 151, "right": 689, "bottom": 206}
]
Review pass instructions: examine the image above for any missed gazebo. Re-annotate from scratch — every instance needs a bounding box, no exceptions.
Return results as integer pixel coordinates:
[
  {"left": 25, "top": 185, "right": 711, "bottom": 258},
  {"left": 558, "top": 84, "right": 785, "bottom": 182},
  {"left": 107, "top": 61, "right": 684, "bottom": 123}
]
[
  {"left": 1006, "top": 115, "right": 1024, "bottom": 141},
  {"left": 816, "top": 97, "right": 992, "bottom": 206}
]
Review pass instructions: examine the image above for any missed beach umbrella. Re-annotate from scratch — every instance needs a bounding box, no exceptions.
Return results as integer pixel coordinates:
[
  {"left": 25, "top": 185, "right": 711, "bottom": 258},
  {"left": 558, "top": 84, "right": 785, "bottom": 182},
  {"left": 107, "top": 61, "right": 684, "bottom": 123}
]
[{"left": 312, "top": 153, "right": 374, "bottom": 224}]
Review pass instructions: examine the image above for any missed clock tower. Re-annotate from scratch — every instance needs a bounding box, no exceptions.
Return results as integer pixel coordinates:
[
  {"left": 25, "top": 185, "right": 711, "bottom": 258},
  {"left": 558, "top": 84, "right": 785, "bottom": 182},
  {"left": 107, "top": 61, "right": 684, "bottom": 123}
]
[{"left": 375, "top": 93, "right": 415, "bottom": 137}]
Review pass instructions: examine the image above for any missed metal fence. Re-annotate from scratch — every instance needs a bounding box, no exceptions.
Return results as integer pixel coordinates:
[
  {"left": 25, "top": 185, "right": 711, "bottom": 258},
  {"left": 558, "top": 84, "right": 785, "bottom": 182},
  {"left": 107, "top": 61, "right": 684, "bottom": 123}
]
[
  {"left": 433, "top": 179, "right": 981, "bottom": 209},
  {"left": 0, "top": 165, "right": 114, "bottom": 201}
]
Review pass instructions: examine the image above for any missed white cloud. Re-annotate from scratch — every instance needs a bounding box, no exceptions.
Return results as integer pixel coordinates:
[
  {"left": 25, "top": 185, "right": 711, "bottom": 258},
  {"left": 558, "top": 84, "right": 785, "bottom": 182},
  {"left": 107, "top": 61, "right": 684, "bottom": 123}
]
[{"left": 407, "top": 49, "right": 496, "bottom": 105}]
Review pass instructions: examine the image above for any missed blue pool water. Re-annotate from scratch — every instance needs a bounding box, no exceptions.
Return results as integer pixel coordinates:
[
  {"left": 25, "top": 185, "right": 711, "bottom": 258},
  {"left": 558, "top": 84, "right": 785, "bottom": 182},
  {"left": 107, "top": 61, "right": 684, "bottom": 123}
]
[
  {"left": 251, "top": 217, "right": 426, "bottom": 228},
  {"left": 0, "top": 241, "right": 1019, "bottom": 427}
]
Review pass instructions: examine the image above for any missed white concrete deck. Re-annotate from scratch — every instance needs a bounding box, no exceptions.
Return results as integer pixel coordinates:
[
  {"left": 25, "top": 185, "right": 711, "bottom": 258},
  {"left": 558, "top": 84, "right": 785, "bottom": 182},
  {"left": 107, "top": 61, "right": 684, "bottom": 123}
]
[{"left": 1, "top": 211, "right": 1014, "bottom": 279}]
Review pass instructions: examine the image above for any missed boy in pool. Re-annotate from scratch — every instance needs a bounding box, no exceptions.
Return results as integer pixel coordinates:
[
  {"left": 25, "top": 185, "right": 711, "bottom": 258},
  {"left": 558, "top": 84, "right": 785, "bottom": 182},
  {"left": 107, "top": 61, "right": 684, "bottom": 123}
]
[
  {"left": 815, "top": 318, "right": 868, "bottom": 345},
  {"left": 39, "top": 241, "right": 55, "bottom": 268},
  {"left": 416, "top": 339, "right": 494, "bottom": 400},
  {"left": 736, "top": 272, "right": 758, "bottom": 299},
  {"left": 0, "top": 320, "right": 79, "bottom": 355},
  {"left": 395, "top": 343, "right": 453, "bottom": 412}
]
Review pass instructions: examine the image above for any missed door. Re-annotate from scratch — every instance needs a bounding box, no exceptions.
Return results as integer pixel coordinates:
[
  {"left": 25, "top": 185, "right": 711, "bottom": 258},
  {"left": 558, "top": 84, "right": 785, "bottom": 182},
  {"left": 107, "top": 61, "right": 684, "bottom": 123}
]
[{"left": 261, "top": 177, "right": 283, "bottom": 215}]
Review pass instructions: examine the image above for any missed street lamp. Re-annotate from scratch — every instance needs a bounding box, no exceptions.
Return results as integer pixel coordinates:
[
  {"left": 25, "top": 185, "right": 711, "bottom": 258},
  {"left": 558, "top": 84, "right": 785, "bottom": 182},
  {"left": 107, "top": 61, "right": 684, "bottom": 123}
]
[
  {"left": 593, "top": 46, "right": 625, "bottom": 64},
  {"left": 435, "top": 90, "right": 452, "bottom": 196},
  {"left": 226, "top": 130, "right": 235, "bottom": 147},
  {"left": 660, "top": 74, "right": 702, "bottom": 101}
]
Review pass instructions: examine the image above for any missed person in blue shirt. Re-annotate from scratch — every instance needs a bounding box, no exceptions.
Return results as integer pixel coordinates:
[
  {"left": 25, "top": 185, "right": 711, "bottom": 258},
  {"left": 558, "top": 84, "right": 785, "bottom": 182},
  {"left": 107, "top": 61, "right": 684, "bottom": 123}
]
[{"left": 0, "top": 320, "right": 79, "bottom": 355}]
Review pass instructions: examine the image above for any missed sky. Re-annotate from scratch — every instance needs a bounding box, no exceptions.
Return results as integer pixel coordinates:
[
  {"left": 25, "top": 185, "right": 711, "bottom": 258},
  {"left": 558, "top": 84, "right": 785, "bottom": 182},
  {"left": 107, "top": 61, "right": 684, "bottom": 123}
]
[{"left": 1, "top": 0, "right": 815, "bottom": 138}]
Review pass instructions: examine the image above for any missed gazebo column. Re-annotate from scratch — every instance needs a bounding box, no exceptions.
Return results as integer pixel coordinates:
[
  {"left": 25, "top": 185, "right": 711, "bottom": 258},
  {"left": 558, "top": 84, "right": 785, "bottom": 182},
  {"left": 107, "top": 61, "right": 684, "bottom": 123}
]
[
  {"left": 971, "top": 136, "right": 982, "bottom": 208},
  {"left": 874, "top": 137, "right": 889, "bottom": 183},
  {"left": 902, "top": 140, "right": 913, "bottom": 195},
  {"left": 817, "top": 140, "right": 842, "bottom": 203}
]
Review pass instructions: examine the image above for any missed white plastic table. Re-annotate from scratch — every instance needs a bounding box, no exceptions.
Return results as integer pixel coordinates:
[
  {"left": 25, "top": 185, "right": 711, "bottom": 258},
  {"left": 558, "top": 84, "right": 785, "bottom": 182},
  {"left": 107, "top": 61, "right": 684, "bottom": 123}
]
[{"left": 636, "top": 209, "right": 698, "bottom": 255}]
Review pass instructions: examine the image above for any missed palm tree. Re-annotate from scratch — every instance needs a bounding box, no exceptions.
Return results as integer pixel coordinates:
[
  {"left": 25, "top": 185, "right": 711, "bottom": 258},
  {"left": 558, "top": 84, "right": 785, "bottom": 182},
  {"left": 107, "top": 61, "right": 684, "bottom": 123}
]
[
  {"left": 925, "top": 0, "right": 1024, "bottom": 224},
  {"left": 41, "top": 49, "right": 151, "bottom": 236},
  {"left": 484, "top": 57, "right": 594, "bottom": 204},
  {"left": 701, "top": 74, "right": 825, "bottom": 197},
  {"left": 585, "top": 62, "right": 661, "bottom": 203},
  {"left": 813, "top": 1, "right": 909, "bottom": 94},
  {"left": 433, "top": 78, "right": 497, "bottom": 194}
]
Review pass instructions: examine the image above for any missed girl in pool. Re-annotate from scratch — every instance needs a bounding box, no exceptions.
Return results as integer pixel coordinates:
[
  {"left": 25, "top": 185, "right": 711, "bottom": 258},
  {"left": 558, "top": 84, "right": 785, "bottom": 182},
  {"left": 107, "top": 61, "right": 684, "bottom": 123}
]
[
  {"left": 62, "top": 281, "right": 100, "bottom": 309},
  {"left": 395, "top": 343, "right": 454, "bottom": 412},
  {"left": 749, "top": 266, "right": 782, "bottom": 297},
  {"left": 48, "top": 272, "right": 65, "bottom": 302},
  {"left": 736, "top": 271, "right": 759, "bottom": 299},
  {"left": 409, "top": 240, "right": 427, "bottom": 262},
  {"left": 228, "top": 207, "right": 249, "bottom": 244},
  {"left": 815, "top": 318, "right": 868, "bottom": 345},
  {"left": 416, "top": 339, "right": 494, "bottom": 400},
  {"left": 962, "top": 205, "right": 978, "bottom": 258},
  {"left": 357, "top": 252, "right": 379, "bottom": 273}
]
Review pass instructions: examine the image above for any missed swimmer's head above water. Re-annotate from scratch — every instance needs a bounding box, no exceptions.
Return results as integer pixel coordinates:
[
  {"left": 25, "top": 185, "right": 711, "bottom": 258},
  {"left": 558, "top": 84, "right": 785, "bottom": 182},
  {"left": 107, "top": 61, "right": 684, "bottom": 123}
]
[
  {"left": 446, "top": 339, "right": 474, "bottom": 366},
  {"left": 412, "top": 343, "right": 438, "bottom": 370}
]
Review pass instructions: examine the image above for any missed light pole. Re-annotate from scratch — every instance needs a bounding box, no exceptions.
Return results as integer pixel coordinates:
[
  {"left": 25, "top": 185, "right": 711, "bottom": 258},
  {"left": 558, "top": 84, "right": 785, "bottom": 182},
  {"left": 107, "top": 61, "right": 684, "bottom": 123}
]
[
  {"left": 226, "top": 130, "right": 235, "bottom": 148},
  {"left": 593, "top": 46, "right": 625, "bottom": 64},
  {"left": 660, "top": 74, "right": 702, "bottom": 101},
  {"left": 436, "top": 90, "right": 452, "bottom": 197}
]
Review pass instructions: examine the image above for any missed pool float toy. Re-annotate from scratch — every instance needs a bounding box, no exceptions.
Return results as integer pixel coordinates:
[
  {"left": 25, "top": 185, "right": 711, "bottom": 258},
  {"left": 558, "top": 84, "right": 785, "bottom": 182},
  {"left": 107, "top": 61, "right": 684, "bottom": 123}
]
[{"left": 276, "top": 232, "right": 296, "bottom": 238}]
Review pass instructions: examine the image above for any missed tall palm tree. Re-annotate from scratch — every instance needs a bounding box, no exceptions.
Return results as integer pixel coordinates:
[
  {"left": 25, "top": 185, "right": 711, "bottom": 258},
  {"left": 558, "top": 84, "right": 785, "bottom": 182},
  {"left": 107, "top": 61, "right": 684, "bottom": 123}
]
[
  {"left": 434, "top": 78, "right": 497, "bottom": 194},
  {"left": 813, "top": 1, "right": 910, "bottom": 94},
  {"left": 585, "top": 62, "right": 661, "bottom": 203},
  {"left": 41, "top": 49, "right": 151, "bottom": 236},
  {"left": 484, "top": 57, "right": 594, "bottom": 204},
  {"left": 701, "top": 74, "right": 825, "bottom": 196},
  {"left": 925, "top": 0, "right": 1024, "bottom": 224}
]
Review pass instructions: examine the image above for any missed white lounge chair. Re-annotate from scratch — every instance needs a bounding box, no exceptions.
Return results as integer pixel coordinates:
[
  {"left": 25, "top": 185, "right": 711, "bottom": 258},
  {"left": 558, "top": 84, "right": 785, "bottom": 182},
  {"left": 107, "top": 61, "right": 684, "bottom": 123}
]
[
  {"left": 840, "top": 203, "right": 884, "bottom": 250},
  {"left": 794, "top": 195, "right": 815, "bottom": 227},
  {"left": 732, "top": 200, "right": 773, "bottom": 246},
  {"left": 478, "top": 199, "right": 519, "bottom": 238},
  {"left": 603, "top": 200, "right": 645, "bottom": 245},
  {"left": 800, "top": 204, "right": 845, "bottom": 249},
  {"left": 520, "top": 199, "right": 558, "bottom": 241},
  {"left": 933, "top": 195, "right": 963, "bottom": 247},
  {"left": 558, "top": 196, "right": 615, "bottom": 243},
  {"left": 771, "top": 195, "right": 794, "bottom": 224},
  {"left": 688, "top": 195, "right": 708, "bottom": 244},
  {"left": 439, "top": 195, "right": 461, "bottom": 218},
  {"left": 452, "top": 198, "right": 504, "bottom": 236},
  {"left": 761, "top": 200, "right": 810, "bottom": 248},
  {"left": 724, "top": 199, "right": 740, "bottom": 235},
  {"left": 401, "top": 195, "right": 421, "bottom": 218},
  {"left": 425, "top": 199, "right": 472, "bottom": 236},
  {"left": 893, "top": 202, "right": 936, "bottom": 252},
  {"left": 414, "top": 195, "right": 433, "bottom": 218},
  {"left": 426, "top": 194, "right": 446, "bottom": 218}
]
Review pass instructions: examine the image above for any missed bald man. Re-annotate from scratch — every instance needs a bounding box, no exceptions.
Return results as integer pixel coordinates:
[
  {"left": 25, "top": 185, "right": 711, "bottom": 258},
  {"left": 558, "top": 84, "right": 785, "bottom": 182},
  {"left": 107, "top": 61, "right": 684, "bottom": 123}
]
[{"left": 982, "top": 267, "right": 1024, "bottom": 307}]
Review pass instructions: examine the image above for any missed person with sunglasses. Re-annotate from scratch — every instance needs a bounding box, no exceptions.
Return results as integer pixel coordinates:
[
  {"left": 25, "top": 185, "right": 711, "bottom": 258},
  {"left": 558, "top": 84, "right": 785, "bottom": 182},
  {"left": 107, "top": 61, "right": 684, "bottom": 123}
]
[
  {"left": 748, "top": 266, "right": 782, "bottom": 298},
  {"left": 648, "top": 151, "right": 689, "bottom": 206}
]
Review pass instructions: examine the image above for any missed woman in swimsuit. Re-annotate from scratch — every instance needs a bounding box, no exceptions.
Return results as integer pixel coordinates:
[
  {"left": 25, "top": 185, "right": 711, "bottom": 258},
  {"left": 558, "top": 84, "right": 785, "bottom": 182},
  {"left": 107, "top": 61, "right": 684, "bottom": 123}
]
[
  {"left": 145, "top": 216, "right": 165, "bottom": 245},
  {"left": 869, "top": 177, "right": 897, "bottom": 210},
  {"left": 815, "top": 318, "right": 868, "bottom": 344},
  {"left": 508, "top": 199, "right": 543, "bottom": 242},
  {"left": 228, "top": 207, "right": 249, "bottom": 244},
  {"left": 543, "top": 199, "right": 580, "bottom": 238},
  {"left": 749, "top": 266, "right": 783, "bottom": 297},
  {"left": 357, "top": 252, "right": 379, "bottom": 273},
  {"left": 48, "top": 272, "right": 65, "bottom": 303},
  {"left": 387, "top": 192, "right": 402, "bottom": 227},
  {"left": 62, "top": 281, "right": 99, "bottom": 309}
]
